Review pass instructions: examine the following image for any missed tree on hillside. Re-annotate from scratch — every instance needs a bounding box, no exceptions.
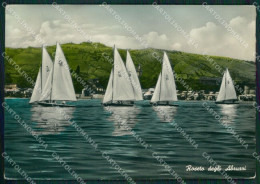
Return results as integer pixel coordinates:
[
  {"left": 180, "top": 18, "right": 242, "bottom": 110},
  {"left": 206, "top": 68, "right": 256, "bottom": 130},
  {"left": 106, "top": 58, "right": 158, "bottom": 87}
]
[
  {"left": 5, "top": 73, "right": 12, "bottom": 84},
  {"left": 76, "top": 65, "right": 80, "bottom": 74},
  {"left": 17, "top": 76, "right": 32, "bottom": 88}
]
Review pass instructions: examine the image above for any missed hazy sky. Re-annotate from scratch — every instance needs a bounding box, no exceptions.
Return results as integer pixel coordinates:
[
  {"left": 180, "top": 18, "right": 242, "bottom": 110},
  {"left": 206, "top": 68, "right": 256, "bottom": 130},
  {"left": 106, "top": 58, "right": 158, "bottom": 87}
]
[{"left": 6, "top": 5, "right": 256, "bottom": 61}]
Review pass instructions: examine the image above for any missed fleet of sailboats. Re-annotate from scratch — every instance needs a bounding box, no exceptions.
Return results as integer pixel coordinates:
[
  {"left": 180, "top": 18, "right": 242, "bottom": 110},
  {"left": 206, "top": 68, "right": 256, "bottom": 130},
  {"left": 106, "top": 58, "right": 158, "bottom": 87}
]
[
  {"left": 30, "top": 44, "right": 240, "bottom": 108},
  {"left": 30, "top": 43, "right": 76, "bottom": 107},
  {"left": 216, "top": 68, "right": 238, "bottom": 104}
]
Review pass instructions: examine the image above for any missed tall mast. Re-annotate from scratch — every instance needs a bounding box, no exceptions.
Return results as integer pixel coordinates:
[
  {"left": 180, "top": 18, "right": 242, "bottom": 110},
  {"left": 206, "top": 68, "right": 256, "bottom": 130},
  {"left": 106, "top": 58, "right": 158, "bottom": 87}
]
[
  {"left": 166, "top": 52, "right": 175, "bottom": 102},
  {"left": 127, "top": 50, "right": 136, "bottom": 100},
  {"left": 158, "top": 54, "right": 163, "bottom": 102},
  {"left": 224, "top": 68, "right": 227, "bottom": 101},
  {"left": 41, "top": 45, "right": 43, "bottom": 91},
  {"left": 49, "top": 42, "right": 57, "bottom": 102},
  {"left": 111, "top": 45, "right": 115, "bottom": 102}
]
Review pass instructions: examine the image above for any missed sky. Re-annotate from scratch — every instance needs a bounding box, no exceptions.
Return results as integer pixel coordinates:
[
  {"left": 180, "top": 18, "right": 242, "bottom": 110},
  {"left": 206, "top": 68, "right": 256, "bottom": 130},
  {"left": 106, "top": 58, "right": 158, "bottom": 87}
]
[{"left": 5, "top": 5, "right": 256, "bottom": 61}]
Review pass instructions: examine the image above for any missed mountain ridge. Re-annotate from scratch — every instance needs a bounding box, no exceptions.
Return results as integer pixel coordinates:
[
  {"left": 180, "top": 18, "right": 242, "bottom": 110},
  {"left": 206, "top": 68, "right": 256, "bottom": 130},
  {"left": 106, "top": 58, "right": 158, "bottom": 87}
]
[{"left": 5, "top": 42, "right": 255, "bottom": 93}]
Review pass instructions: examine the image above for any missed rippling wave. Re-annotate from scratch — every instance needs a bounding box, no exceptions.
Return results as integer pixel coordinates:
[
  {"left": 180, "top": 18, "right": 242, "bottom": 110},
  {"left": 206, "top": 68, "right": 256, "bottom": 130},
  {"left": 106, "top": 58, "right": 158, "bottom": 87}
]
[{"left": 4, "top": 99, "right": 255, "bottom": 179}]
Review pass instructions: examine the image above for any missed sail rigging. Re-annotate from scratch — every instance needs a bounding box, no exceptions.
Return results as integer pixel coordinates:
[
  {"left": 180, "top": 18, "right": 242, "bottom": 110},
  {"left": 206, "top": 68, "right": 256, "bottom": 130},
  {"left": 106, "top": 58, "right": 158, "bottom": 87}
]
[
  {"left": 40, "top": 43, "right": 76, "bottom": 102},
  {"left": 125, "top": 51, "right": 143, "bottom": 101},
  {"left": 103, "top": 68, "right": 114, "bottom": 103},
  {"left": 103, "top": 47, "right": 135, "bottom": 103},
  {"left": 216, "top": 69, "right": 237, "bottom": 102},
  {"left": 30, "top": 46, "right": 53, "bottom": 103},
  {"left": 151, "top": 52, "right": 178, "bottom": 103},
  {"left": 29, "top": 68, "right": 42, "bottom": 103},
  {"left": 151, "top": 72, "right": 162, "bottom": 102}
]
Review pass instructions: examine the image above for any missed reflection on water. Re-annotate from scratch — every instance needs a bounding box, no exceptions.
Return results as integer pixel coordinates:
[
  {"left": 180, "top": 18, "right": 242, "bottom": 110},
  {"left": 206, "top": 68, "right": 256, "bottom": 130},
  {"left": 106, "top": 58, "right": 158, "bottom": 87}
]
[
  {"left": 218, "top": 104, "right": 238, "bottom": 123},
  {"left": 106, "top": 106, "right": 140, "bottom": 136},
  {"left": 5, "top": 99, "right": 255, "bottom": 179},
  {"left": 152, "top": 106, "right": 178, "bottom": 122},
  {"left": 30, "top": 105, "right": 75, "bottom": 135}
]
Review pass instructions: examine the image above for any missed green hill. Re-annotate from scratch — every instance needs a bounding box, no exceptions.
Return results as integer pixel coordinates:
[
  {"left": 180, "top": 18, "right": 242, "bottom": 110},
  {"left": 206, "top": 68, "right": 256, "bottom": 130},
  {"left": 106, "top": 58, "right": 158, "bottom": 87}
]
[{"left": 5, "top": 42, "right": 255, "bottom": 93}]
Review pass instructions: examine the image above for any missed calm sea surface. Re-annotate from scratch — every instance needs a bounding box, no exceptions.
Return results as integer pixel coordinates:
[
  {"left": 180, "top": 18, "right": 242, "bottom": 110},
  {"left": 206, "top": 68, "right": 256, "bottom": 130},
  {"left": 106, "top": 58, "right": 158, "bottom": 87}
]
[{"left": 4, "top": 99, "right": 255, "bottom": 179}]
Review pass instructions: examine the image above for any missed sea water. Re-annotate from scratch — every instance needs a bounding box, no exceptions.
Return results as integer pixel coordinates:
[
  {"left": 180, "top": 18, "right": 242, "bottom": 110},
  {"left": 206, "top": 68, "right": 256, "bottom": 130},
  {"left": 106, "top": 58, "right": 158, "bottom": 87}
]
[{"left": 4, "top": 99, "right": 255, "bottom": 179}]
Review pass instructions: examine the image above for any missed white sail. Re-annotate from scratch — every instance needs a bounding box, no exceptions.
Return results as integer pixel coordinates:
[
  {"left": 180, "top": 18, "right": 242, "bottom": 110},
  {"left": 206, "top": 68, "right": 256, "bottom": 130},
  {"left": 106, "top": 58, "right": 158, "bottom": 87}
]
[
  {"left": 160, "top": 52, "right": 178, "bottom": 101},
  {"left": 30, "top": 46, "right": 53, "bottom": 103},
  {"left": 216, "top": 71, "right": 226, "bottom": 102},
  {"left": 50, "top": 43, "right": 77, "bottom": 101},
  {"left": 103, "top": 68, "right": 113, "bottom": 103},
  {"left": 151, "top": 72, "right": 161, "bottom": 102},
  {"left": 112, "top": 47, "right": 135, "bottom": 101},
  {"left": 151, "top": 52, "right": 178, "bottom": 103},
  {"left": 225, "top": 69, "right": 237, "bottom": 100},
  {"left": 29, "top": 68, "right": 42, "bottom": 103},
  {"left": 216, "top": 69, "right": 237, "bottom": 102},
  {"left": 42, "top": 47, "right": 53, "bottom": 88},
  {"left": 126, "top": 51, "right": 143, "bottom": 101},
  {"left": 39, "top": 67, "right": 53, "bottom": 101}
]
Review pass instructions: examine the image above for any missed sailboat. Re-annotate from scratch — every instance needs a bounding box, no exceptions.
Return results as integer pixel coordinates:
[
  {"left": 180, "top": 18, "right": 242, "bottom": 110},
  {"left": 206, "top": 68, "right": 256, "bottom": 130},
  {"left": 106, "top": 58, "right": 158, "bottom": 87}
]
[
  {"left": 29, "top": 46, "right": 53, "bottom": 104},
  {"left": 102, "top": 46, "right": 136, "bottom": 106},
  {"left": 150, "top": 52, "right": 178, "bottom": 106},
  {"left": 126, "top": 50, "right": 143, "bottom": 101},
  {"left": 216, "top": 68, "right": 238, "bottom": 104},
  {"left": 38, "top": 43, "right": 77, "bottom": 107}
]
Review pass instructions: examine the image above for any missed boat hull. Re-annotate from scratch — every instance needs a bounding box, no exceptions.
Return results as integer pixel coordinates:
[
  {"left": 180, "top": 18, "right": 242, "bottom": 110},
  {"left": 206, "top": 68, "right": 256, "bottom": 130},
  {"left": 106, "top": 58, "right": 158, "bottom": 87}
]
[
  {"left": 102, "top": 101, "right": 134, "bottom": 106},
  {"left": 102, "top": 103, "right": 134, "bottom": 107},
  {"left": 215, "top": 100, "right": 239, "bottom": 104},
  {"left": 38, "top": 102, "right": 75, "bottom": 107},
  {"left": 144, "top": 95, "right": 152, "bottom": 100},
  {"left": 150, "top": 102, "right": 179, "bottom": 106}
]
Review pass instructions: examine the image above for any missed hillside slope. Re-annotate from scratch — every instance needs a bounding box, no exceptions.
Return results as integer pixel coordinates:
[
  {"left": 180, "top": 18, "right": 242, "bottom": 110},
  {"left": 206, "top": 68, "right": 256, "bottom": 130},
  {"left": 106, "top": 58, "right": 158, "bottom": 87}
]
[{"left": 5, "top": 42, "right": 255, "bottom": 93}]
